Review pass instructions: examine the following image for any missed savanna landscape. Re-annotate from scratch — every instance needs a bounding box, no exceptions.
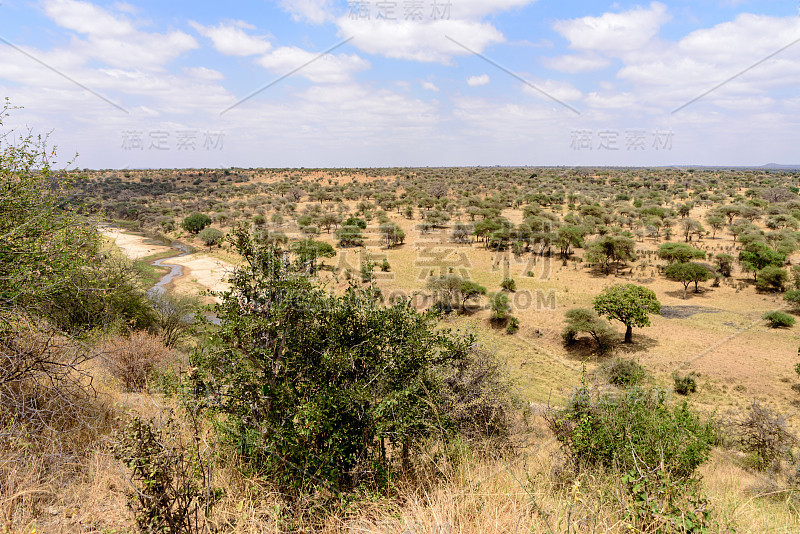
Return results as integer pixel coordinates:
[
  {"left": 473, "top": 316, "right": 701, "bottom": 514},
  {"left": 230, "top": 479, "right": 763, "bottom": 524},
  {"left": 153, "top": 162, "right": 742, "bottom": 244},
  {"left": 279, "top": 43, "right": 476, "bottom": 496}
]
[{"left": 6, "top": 91, "right": 800, "bottom": 533}]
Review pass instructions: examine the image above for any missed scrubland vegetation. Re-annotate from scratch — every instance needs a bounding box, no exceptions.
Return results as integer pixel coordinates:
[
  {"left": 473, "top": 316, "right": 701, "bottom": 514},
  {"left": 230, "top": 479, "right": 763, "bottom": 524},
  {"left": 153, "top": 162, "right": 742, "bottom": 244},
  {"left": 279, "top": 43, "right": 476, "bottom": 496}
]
[{"left": 5, "top": 101, "right": 800, "bottom": 532}]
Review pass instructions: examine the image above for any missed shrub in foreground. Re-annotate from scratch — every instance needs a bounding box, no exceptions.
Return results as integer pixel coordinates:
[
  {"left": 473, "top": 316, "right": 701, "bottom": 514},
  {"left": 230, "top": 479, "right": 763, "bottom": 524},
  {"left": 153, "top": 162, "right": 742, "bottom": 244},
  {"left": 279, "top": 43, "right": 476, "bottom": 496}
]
[
  {"left": 732, "top": 401, "right": 796, "bottom": 470},
  {"left": 191, "top": 227, "right": 505, "bottom": 496},
  {"left": 546, "top": 382, "right": 716, "bottom": 532},
  {"left": 601, "top": 358, "right": 646, "bottom": 388}
]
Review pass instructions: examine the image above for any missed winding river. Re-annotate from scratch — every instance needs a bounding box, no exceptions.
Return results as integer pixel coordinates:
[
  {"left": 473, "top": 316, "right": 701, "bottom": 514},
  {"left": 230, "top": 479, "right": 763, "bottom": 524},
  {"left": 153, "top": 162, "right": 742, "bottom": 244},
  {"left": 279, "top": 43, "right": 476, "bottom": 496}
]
[
  {"left": 144, "top": 240, "right": 222, "bottom": 325},
  {"left": 146, "top": 242, "right": 193, "bottom": 297}
]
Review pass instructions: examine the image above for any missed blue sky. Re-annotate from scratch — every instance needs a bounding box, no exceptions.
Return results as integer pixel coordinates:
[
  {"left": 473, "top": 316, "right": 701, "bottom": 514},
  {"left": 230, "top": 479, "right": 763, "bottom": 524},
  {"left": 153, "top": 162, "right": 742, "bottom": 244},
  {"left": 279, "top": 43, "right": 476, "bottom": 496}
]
[{"left": 1, "top": 0, "right": 799, "bottom": 168}]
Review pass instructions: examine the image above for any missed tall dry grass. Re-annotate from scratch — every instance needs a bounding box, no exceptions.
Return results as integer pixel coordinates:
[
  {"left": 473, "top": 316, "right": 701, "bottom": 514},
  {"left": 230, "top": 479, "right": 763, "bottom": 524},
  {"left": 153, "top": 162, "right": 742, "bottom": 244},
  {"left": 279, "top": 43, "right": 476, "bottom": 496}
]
[{"left": 0, "top": 320, "right": 797, "bottom": 533}]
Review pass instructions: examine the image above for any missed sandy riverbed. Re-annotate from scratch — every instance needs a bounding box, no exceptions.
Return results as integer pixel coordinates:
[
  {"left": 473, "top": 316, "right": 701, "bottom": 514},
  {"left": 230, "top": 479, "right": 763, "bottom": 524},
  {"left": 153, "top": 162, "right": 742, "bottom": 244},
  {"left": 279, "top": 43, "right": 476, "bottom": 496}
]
[{"left": 101, "top": 228, "right": 233, "bottom": 297}]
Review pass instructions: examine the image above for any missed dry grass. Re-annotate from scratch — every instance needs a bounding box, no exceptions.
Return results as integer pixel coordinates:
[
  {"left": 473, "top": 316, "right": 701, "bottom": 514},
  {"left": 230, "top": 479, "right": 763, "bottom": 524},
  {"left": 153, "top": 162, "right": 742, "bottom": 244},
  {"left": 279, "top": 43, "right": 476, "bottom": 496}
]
[
  {"left": 1, "top": 335, "right": 798, "bottom": 533},
  {"left": 100, "top": 331, "right": 174, "bottom": 392}
]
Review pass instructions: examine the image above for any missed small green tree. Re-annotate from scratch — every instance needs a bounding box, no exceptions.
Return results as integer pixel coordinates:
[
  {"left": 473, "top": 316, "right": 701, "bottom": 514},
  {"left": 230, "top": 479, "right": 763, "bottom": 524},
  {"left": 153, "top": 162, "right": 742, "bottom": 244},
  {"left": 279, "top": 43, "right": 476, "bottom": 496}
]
[
  {"left": 198, "top": 227, "right": 224, "bottom": 249},
  {"left": 343, "top": 216, "right": 367, "bottom": 229},
  {"left": 506, "top": 317, "right": 520, "bottom": 335},
  {"left": 181, "top": 212, "right": 212, "bottom": 234},
  {"left": 658, "top": 242, "right": 705, "bottom": 264},
  {"left": 561, "top": 308, "right": 616, "bottom": 352},
  {"left": 290, "top": 239, "right": 336, "bottom": 274},
  {"left": 556, "top": 225, "right": 586, "bottom": 258},
  {"left": 585, "top": 235, "right": 637, "bottom": 275},
  {"left": 739, "top": 242, "right": 785, "bottom": 282},
  {"left": 459, "top": 280, "right": 487, "bottom": 313},
  {"left": 705, "top": 214, "right": 725, "bottom": 239},
  {"left": 379, "top": 222, "right": 405, "bottom": 248},
  {"left": 593, "top": 284, "right": 661, "bottom": 343},
  {"left": 665, "top": 262, "right": 712, "bottom": 299},
  {"left": 490, "top": 292, "right": 511, "bottom": 323}
]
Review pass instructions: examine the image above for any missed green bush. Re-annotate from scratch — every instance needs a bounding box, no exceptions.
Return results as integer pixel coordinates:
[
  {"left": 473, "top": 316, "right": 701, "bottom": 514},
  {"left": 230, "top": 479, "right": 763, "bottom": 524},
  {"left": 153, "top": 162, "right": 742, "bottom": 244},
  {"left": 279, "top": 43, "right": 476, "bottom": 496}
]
[
  {"left": 181, "top": 212, "right": 212, "bottom": 234},
  {"left": 673, "top": 372, "right": 698, "bottom": 395},
  {"left": 601, "top": 358, "right": 646, "bottom": 388},
  {"left": 490, "top": 292, "right": 511, "bottom": 323},
  {"left": 783, "top": 289, "right": 800, "bottom": 308},
  {"left": 190, "top": 227, "right": 486, "bottom": 495},
  {"left": 562, "top": 308, "right": 616, "bottom": 352},
  {"left": 505, "top": 316, "right": 519, "bottom": 335},
  {"left": 0, "top": 102, "right": 154, "bottom": 332},
  {"left": 755, "top": 266, "right": 788, "bottom": 291},
  {"left": 546, "top": 383, "right": 716, "bottom": 532},
  {"left": 763, "top": 310, "right": 795, "bottom": 328},
  {"left": 500, "top": 277, "right": 516, "bottom": 291},
  {"left": 198, "top": 227, "right": 224, "bottom": 248}
]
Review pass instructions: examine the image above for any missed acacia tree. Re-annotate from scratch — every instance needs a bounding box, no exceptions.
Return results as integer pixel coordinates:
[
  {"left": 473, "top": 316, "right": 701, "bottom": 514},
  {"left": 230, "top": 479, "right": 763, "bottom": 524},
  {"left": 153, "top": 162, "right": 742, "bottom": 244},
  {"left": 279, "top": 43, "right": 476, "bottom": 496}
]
[
  {"left": 379, "top": 222, "right": 405, "bottom": 248},
  {"left": 739, "top": 242, "right": 785, "bottom": 282},
  {"left": 585, "top": 235, "right": 636, "bottom": 275},
  {"left": 561, "top": 308, "right": 615, "bottom": 352},
  {"left": 665, "top": 262, "right": 712, "bottom": 299},
  {"left": 705, "top": 214, "right": 725, "bottom": 239},
  {"left": 290, "top": 238, "right": 335, "bottom": 274},
  {"left": 658, "top": 242, "right": 705, "bottom": 264},
  {"left": 198, "top": 227, "right": 224, "bottom": 249},
  {"left": 593, "top": 284, "right": 661, "bottom": 343},
  {"left": 556, "top": 225, "right": 587, "bottom": 258},
  {"left": 427, "top": 276, "right": 486, "bottom": 313}
]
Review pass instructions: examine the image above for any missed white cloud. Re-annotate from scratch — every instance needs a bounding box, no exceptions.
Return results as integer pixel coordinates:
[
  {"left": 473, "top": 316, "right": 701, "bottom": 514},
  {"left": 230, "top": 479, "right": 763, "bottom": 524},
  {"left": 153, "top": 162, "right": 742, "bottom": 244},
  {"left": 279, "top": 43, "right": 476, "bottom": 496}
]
[
  {"left": 583, "top": 91, "right": 637, "bottom": 109},
  {"left": 553, "top": 2, "right": 670, "bottom": 54},
  {"left": 542, "top": 53, "right": 611, "bottom": 73},
  {"left": 466, "top": 74, "right": 490, "bottom": 86},
  {"left": 45, "top": 0, "right": 136, "bottom": 37},
  {"left": 183, "top": 66, "right": 225, "bottom": 81},
  {"left": 522, "top": 79, "right": 582, "bottom": 102},
  {"left": 614, "top": 13, "right": 800, "bottom": 110},
  {"left": 421, "top": 81, "right": 439, "bottom": 92},
  {"left": 440, "top": 0, "right": 535, "bottom": 19},
  {"left": 337, "top": 18, "right": 504, "bottom": 63},
  {"left": 677, "top": 13, "right": 800, "bottom": 62},
  {"left": 256, "top": 47, "right": 370, "bottom": 84},
  {"left": 279, "top": 0, "right": 333, "bottom": 25},
  {"left": 333, "top": 0, "right": 539, "bottom": 62},
  {"left": 43, "top": 0, "right": 198, "bottom": 69},
  {"left": 189, "top": 21, "right": 272, "bottom": 56}
]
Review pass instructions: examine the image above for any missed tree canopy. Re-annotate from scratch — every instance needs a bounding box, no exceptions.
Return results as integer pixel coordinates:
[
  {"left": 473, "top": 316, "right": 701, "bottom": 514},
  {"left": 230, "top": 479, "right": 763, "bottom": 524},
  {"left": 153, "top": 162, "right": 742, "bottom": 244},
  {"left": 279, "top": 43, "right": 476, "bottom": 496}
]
[
  {"left": 665, "top": 262, "right": 712, "bottom": 299},
  {"left": 593, "top": 284, "right": 661, "bottom": 343}
]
